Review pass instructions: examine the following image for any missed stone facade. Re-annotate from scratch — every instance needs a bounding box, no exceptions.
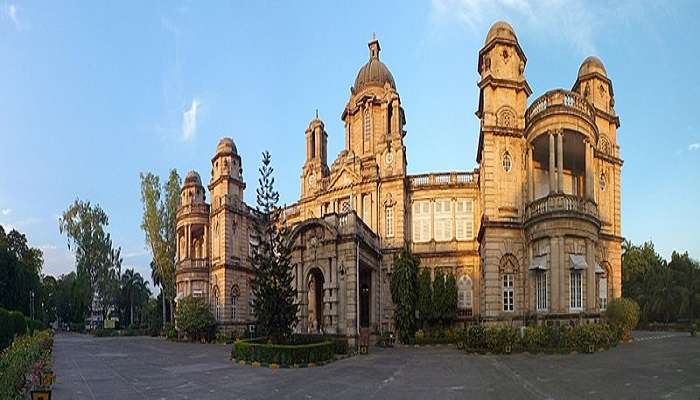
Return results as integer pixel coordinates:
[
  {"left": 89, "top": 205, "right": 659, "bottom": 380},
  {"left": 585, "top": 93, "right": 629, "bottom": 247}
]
[{"left": 174, "top": 21, "right": 623, "bottom": 341}]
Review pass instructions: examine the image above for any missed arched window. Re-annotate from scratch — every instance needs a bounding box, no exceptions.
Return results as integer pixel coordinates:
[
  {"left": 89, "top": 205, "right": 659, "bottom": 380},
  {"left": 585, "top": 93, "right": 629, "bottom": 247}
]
[
  {"left": 231, "top": 286, "right": 239, "bottom": 321},
  {"left": 502, "top": 151, "right": 512, "bottom": 172},
  {"left": 599, "top": 173, "right": 607, "bottom": 192},
  {"left": 212, "top": 286, "right": 221, "bottom": 321},
  {"left": 499, "top": 254, "right": 518, "bottom": 312},
  {"left": 599, "top": 275, "right": 608, "bottom": 310},
  {"left": 249, "top": 281, "right": 256, "bottom": 316},
  {"left": 458, "top": 275, "right": 473, "bottom": 310}
]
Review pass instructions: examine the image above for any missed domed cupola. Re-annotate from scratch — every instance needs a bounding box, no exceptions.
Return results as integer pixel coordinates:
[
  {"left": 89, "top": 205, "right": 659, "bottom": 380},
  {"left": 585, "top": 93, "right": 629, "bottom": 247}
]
[
  {"left": 181, "top": 170, "right": 205, "bottom": 205},
  {"left": 352, "top": 36, "right": 396, "bottom": 93},
  {"left": 577, "top": 56, "right": 607, "bottom": 79}
]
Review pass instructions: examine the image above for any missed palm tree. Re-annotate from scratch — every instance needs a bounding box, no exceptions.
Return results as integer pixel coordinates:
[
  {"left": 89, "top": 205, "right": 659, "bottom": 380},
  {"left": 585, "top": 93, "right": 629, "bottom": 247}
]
[{"left": 121, "top": 268, "right": 150, "bottom": 327}]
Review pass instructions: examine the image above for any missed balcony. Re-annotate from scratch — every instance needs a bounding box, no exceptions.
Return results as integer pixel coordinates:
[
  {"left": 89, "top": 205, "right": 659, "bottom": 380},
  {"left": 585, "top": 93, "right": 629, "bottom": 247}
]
[
  {"left": 525, "top": 89, "right": 596, "bottom": 129},
  {"left": 176, "top": 203, "right": 210, "bottom": 218},
  {"left": 524, "top": 193, "right": 599, "bottom": 225},
  {"left": 409, "top": 171, "right": 477, "bottom": 189},
  {"left": 176, "top": 258, "right": 209, "bottom": 272}
]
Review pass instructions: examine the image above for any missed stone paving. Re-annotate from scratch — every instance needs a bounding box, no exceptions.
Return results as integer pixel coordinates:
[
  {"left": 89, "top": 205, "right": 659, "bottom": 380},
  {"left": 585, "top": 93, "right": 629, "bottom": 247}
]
[{"left": 52, "top": 331, "right": 700, "bottom": 399}]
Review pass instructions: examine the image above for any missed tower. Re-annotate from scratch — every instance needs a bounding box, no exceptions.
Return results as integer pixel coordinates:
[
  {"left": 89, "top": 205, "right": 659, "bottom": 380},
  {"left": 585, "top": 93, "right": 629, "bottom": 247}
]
[
  {"left": 342, "top": 36, "right": 407, "bottom": 178},
  {"left": 301, "top": 114, "right": 329, "bottom": 198},
  {"left": 476, "top": 21, "right": 532, "bottom": 319},
  {"left": 208, "top": 137, "right": 247, "bottom": 324},
  {"left": 175, "top": 171, "right": 211, "bottom": 301}
]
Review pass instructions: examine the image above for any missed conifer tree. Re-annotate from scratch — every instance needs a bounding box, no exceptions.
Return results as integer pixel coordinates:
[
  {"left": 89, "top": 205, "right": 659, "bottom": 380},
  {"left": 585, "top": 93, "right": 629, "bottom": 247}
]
[
  {"left": 250, "top": 151, "right": 298, "bottom": 343},
  {"left": 417, "top": 268, "right": 433, "bottom": 330},
  {"left": 390, "top": 245, "right": 419, "bottom": 343}
]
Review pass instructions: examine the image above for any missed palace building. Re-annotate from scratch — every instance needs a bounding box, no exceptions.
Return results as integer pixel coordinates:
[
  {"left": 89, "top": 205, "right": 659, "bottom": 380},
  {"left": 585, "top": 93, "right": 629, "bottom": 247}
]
[{"left": 175, "top": 21, "right": 623, "bottom": 344}]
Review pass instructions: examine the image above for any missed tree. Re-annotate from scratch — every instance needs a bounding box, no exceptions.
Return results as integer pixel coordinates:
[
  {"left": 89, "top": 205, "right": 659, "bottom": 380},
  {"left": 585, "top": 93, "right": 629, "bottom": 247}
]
[
  {"left": 176, "top": 295, "right": 216, "bottom": 342},
  {"left": 416, "top": 268, "right": 432, "bottom": 330},
  {"left": 432, "top": 269, "right": 447, "bottom": 327},
  {"left": 139, "top": 170, "right": 180, "bottom": 324},
  {"left": 669, "top": 251, "right": 700, "bottom": 323},
  {"left": 119, "top": 268, "right": 151, "bottom": 327},
  {"left": 0, "top": 226, "right": 43, "bottom": 317},
  {"left": 250, "top": 151, "right": 298, "bottom": 344},
  {"left": 444, "top": 272, "right": 458, "bottom": 326},
  {"left": 59, "top": 199, "right": 122, "bottom": 325},
  {"left": 390, "top": 245, "right": 419, "bottom": 343}
]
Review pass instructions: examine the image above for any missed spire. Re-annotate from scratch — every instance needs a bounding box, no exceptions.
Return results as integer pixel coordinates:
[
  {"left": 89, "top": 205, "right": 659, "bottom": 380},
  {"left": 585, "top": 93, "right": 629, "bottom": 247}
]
[{"left": 368, "top": 33, "right": 380, "bottom": 59}]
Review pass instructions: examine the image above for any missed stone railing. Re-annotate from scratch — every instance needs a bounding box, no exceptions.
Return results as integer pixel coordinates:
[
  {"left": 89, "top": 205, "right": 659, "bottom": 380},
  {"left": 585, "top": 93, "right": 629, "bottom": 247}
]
[
  {"left": 525, "top": 193, "right": 598, "bottom": 223},
  {"left": 282, "top": 203, "right": 300, "bottom": 218},
  {"left": 409, "top": 171, "right": 477, "bottom": 188},
  {"left": 176, "top": 258, "right": 209, "bottom": 271},
  {"left": 177, "top": 203, "right": 210, "bottom": 218},
  {"left": 525, "top": 89, "right": 596, "bottom": 127}
]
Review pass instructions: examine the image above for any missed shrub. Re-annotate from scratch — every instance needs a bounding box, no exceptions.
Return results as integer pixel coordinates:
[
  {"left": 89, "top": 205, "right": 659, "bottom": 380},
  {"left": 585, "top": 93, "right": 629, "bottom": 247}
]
[
  {"left": 605, "top": 298, "right": 640, "bottom": 341},
  {"left": 0, "top": 308, "right": 13, "bottom": 350},
  {"left": 25, "top": 319, "right": 45, "bottom": 335},
  {"left": 8, "top": 311, "right": 27, "bottom": 338},
  {"left": 232, "top": 339, "right": 334, "bottom": 366},
  {"left": 164, "top": 322, "right": 178, "bottom": 340},
  {"left": 0, "top": 330, "right": 53, "bottom": 399},
  {"left": 415, "top": 329, "right": 426, "bottom": 345},
  {"left": 175, "top": 296, "right": 216, "bottom": 342}
]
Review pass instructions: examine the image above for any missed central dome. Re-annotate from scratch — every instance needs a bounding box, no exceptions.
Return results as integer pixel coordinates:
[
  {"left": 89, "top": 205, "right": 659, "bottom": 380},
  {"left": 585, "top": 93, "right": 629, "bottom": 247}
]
[{"left": 353, "top": 38, "right": 396, "bottom": 91}]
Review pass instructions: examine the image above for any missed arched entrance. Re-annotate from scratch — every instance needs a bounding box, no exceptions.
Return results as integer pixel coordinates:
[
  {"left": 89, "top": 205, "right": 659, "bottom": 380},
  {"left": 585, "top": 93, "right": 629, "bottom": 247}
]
[
  {"left": 359, "top": 267, "right": 372, "bottom": 328},
  {"left": 307, "top": 268, "right": 325, "bottom": 333}
]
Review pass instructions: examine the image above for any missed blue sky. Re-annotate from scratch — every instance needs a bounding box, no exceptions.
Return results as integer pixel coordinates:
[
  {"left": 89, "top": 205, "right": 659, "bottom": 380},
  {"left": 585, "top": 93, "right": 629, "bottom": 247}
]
[{"left": 1, "top": 1, "right": 698, "bottom": 286}]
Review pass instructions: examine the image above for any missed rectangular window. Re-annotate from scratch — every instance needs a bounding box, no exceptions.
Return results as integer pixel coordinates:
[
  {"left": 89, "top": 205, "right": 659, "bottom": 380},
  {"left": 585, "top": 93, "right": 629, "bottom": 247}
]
[
  {"left": 502, "top": 274, "right": 514, "bottom": 312},
  {"left": 570, "top": 271, "right": 583, "bottom": 310},
  {"left": 231, "top": 296, "right": 237, "bottom": 321},
  {"left": 536, "top": 272, "right": 548, "bottom": 311},
  {"left": 455, "top": 199, "right": 474, "bottom": 240},
  {"left": 599, "top": 276, "right": 608, "bottom": 310},
  {"left": 385, "top": 206, "right": 394, "bottom": 238},
  {"left": 434, "top": 199, "right": 452, "bottom": 241},
  {"left": 412, "top": 201, "right": 431, "bottom": 242}
]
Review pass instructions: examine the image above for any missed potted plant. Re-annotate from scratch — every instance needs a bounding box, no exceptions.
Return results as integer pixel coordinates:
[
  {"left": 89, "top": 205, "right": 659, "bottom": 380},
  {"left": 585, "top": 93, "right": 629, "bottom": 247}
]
[{"left": 29, "top": 359, "right": 53, "bottom": 400}]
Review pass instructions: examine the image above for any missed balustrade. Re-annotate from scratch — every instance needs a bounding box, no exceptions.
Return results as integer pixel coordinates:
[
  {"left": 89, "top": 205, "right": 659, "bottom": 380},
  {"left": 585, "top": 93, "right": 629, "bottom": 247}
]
[
  {"left": 525, "top": 89, "right": 596, "bottom": 127},
  {"left": 409, "top": 172, "right": 476, "bottom": 188},
  {"left": 525, "top": 193, "right": 598, "bottom": 222}
]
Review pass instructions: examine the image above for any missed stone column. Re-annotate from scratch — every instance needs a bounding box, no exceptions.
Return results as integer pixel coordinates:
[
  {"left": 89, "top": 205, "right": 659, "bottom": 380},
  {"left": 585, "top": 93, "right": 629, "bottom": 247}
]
[
  {"left": 557, "top": 131, "right": 564, "bottom": 193},
  {"left": 528, "top": 145, "right": 534, "bottom": 202},
  {"left": 345, "top": 121, "right": 350, "bottom": 150},
  {"left": 585, "top": 141, "right": 594, "bottom": 201},
  {"left": 314, "top": 128, "right": 321, "bottom": 162},
  {"left": 186, "top": 225, "right": 190, "bottom": 259},
  {"left": 203, "top": 225, "right": 208, "bottom": 258},
  {"left": 548, "top": 132, "right": 556, "bottom": 194},
  {"left": 550, "top": 236, "right": 560, "bottom": 312}
]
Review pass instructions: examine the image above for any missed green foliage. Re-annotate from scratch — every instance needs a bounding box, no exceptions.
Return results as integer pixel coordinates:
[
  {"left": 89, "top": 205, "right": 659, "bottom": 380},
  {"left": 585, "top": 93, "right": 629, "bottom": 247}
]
[
  {"left": 0, "top": 226, "right": 43, "bottom": 318},
  {"left": 432, "top": 269, "right": 447, "bottom": 327},
  {"left": 93, "top": 327, "right": 147, "bottom": 337},
  {"left": 0, "top": 308, "right": 14, "bottom": 350},
  {"left": 622, "top": 240, "right": 700, "bottom": 324},
  {"left": 605, "top": 298, "right": 640, "bottom": 341},
  {"left": 175, "top": 296, "right": 215, "bottom": 342},
  {"left": 251, "top": 151, "right": 298, "bottom": 344},
  {"left": 416, "top": 268, "right": 432, "bottom": 329},
  {"left": 54, "top": 272, "right": 91, "bottom": 325},
  {"left": 59, "top": 199, "right": 122, "bottom": 322},
  {"left": 139, "top": 170, "right": 180, "bottom": 324},
  {"left": 390, "top": 246, "right": 419, "bottom": 343},
  {"left": 118, "top": 268, "right": 151, "bottom": 327},
  {"left": 444, "top": 273, "right": 458, "bottom": 325},
  {"left": 458, "top": 323, "right": 619, "bottom": 354},
  {"left": 232, "top": 338, "right": 334, "bottom": 366},
  {"left": 8, "top": 311, "right": 26, "bottom": 337},
  {"left": 0, "top": 330, "right": 53, "bottom": 400}
]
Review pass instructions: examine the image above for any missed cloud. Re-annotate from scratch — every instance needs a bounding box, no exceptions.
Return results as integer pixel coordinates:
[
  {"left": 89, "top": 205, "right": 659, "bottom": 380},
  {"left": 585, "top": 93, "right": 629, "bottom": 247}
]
[
  {"left": 1, "top": 208, "right": 10, "bottom": 216},
  {"left": 429, "top": 0, "right": 643, "bottom": 56},
  {"left": 182, "top": 98, "right": 200, "bottom": 140},
  {"left": 3, "top": 3, "right": 24, "bottom": 30},
  {"left": 689, "top": 143, "right": 700, "bottom": 151}
]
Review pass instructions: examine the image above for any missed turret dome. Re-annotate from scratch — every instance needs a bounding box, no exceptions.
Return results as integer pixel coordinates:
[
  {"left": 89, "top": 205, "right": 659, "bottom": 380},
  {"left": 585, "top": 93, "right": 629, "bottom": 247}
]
[
  {"left": 578, "top": 56, "right": 607, "bottom": 78},
  {"left": 215, "top": 137, "right": 237, "bottom": 156},
  {"left": 353, "top": 37, "right": 396, "bottom": 92},
  {"left": 484, "top": 21, "right": 518, "bottom": 45},
  {"left": 184, "top": 170, "right": 202, "bottom": 187}
]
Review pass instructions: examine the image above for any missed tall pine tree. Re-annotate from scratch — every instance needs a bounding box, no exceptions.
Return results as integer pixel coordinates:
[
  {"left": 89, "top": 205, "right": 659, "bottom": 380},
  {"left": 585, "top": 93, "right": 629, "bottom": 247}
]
[{"left": 250, "top": 151, "right": 298, "bottom": 343}]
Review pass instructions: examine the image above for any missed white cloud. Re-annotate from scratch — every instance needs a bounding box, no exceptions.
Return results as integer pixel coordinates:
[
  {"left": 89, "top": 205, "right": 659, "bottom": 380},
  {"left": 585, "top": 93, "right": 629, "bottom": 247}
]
[
  {"left": 689, "top": 143, "right": 700, "bottom": 151},
  {"left": 182, "top": 98, "right": 200, "bottom": 141},
  {"left": 428, "top": 0, "right": 643, "bottom": 56},
  {"left": 3, "top": 3, "right": 23, "bottom": 30},
  {"left": 1, "top": 208, "right": 11, "bottom": 216}
]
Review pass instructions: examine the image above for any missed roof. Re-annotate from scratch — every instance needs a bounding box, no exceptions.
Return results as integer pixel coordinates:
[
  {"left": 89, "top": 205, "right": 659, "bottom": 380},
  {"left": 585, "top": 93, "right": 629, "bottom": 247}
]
[
  {"left": 353, "top": 38, "right": 396, "bottom": 91},
  {"left": 484, "top": 21, "right": 518, "bottom": 45},
  {"left": 578, "top": 56, "right": 607, "bottom": 78}
]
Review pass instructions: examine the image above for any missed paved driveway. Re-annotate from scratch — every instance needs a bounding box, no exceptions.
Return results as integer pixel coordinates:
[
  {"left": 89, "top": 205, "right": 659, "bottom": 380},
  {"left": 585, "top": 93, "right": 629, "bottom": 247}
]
[{"left": 52, "top": 331, "right": 700, "bottom": 400}]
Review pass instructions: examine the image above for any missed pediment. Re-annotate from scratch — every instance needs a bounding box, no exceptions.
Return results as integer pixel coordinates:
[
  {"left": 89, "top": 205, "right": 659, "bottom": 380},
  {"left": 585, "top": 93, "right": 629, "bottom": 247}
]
[{"left": 328, "top": 167, "right": 359, "bottom": 191}]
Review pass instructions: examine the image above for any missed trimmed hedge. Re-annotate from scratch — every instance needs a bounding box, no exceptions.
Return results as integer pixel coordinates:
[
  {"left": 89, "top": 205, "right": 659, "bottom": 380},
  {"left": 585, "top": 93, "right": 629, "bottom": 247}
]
[
  {"left": 458, "top": 323, "right": 620, "bottom": 354},
  {"left": 232, "top": 338, "right": 334, "bottom": 366},
  {"left": 0, "top": 307, "right": 46, "bottom": 351},
  {"left": 605, "top": 298, "right": 640, "bottom": 341},
  {"left": 93, "top": 328, "right": 147, "bottom": 337},
  {"left": 0, "top": 330, "right": 53, "bottom": 400}
]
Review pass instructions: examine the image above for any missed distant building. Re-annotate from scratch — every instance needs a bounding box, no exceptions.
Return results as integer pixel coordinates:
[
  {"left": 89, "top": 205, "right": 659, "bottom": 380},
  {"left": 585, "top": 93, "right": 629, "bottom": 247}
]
[{"left": 175, "top": 21, "right": 622, "bottom": 344}]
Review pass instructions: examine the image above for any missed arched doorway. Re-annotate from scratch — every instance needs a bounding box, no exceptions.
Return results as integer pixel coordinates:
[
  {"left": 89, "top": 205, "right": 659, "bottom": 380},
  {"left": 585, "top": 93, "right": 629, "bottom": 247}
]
[{"left": 307, "top": 268, "right": 325, "bottom": 333}]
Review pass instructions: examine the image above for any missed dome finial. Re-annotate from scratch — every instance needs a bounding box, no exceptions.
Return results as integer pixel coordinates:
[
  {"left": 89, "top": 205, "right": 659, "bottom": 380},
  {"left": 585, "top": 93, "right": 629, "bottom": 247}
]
[
  {"left": 315, "top": 108, "right": 319, "bottom": 119},
  {"left": 368, "top": 34, "right": 380, "bottom": 59}
]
